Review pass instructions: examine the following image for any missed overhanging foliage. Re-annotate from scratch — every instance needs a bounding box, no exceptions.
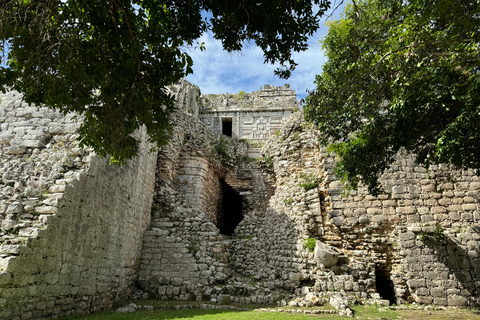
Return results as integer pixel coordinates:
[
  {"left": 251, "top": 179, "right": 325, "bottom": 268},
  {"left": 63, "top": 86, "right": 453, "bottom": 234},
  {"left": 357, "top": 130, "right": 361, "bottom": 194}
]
[
  {"left": 305, "top": 0, "right": 480, "bottom": 195},
  {"left": 0, "top": 0, "right": 331, "bottom": 161}
]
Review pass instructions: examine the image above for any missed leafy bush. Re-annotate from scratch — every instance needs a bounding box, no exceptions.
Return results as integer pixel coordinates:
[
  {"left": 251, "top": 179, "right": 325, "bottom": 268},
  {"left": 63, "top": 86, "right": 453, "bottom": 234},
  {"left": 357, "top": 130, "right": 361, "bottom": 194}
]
[
  {"left": 417, "top": 224, "right": 446, "bottom": 243},
  {"left": 214, "top": 136, "right": 231, "bottom": 163},
  {"left": 303, "top": 238, "right": 316, "bottom": 252},
  {"left": 261, "top": 156, "right": 274, "bottom": 169}
]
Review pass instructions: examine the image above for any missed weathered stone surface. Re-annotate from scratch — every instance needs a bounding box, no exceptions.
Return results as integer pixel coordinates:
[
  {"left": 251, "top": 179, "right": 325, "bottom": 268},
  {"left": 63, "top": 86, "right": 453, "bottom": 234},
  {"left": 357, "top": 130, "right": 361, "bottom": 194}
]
[
  {"left": 200, "top": 85, "right": 297, "bottom": 158},
  {"left": 314, "top": 241, "right": 339, "bottom": 267},
  {"left": 0, "top": 89, "right": 158, "bottom": 320},
  {"left": 1, "top": 81, "right": 480, "bottom": 320}
]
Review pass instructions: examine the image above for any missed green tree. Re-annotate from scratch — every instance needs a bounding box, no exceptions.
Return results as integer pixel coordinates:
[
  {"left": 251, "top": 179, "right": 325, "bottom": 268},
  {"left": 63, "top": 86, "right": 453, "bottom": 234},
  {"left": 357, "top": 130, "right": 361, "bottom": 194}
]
[
  {"left": 305, "top": 0, "right": 480, "bottom": 195},
  {"left": 0, "top": 0, "right": 331, "bottom": 161}
]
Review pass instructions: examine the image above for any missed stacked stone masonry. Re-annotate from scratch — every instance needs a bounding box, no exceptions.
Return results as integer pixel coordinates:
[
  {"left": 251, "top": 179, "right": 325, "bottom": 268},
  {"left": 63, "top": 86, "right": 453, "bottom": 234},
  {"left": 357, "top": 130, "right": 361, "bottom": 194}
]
[
  {"left": 1, "top": 82, "right": 479, "bottom": 319},
  {"left": 0, "top": 91, "right": 158, "bottom": 319},
  {"left": 200, "top": 84, "right": 298, "bottom": 158}
]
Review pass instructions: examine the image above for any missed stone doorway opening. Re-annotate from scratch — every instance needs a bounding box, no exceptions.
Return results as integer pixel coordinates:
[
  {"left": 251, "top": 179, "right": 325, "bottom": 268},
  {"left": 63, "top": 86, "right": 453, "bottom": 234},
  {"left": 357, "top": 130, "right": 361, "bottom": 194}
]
[
  {"left": 217, "top": 179, "right": 243, "bottom": 236},
  {"left": 375, "top": 263, "right": 397, "bottom": 305},
  {"left": 222, "top": 118, "right": 233, "bottom": 137}
]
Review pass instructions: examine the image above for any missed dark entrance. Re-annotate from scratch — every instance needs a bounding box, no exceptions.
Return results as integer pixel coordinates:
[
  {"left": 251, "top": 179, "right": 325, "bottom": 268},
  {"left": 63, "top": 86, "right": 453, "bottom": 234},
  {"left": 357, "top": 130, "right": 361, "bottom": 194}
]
[
  {"left": 222, "top": 118, "right": 232, "bottom": 137},
  {"left": 375, "top": 264, "right": 397, "bottom": 305},
  {"left": 217, "top": 179, "right": 243, "bottom": 236}
]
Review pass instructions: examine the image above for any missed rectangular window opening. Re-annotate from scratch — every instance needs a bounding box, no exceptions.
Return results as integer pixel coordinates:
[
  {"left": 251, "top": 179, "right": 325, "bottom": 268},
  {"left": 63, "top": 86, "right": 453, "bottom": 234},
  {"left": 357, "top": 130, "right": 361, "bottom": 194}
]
[{"left": 222, "top": 118, "right": 233, "bottom": 137}]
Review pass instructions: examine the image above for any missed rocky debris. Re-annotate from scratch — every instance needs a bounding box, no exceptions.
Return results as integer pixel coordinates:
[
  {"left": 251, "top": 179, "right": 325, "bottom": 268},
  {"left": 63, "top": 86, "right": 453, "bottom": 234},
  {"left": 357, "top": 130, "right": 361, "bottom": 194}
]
[
  {"left": 115, "top": 303, "right": 154, "bottom": 313},
  {"left": 288, "top": 292, "right": 327, "bottom": 308},
  {"left": 329, "top": 293, "right": 354, "bottom": 317},
  {"left": 257, "top": 308, "right": 336, "bottom": 315}
]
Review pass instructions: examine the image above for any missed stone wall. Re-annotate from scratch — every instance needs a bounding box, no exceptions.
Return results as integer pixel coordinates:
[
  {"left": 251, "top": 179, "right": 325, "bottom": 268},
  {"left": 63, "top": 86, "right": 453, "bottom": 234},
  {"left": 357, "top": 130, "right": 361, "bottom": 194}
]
[
  {"left": 200, "top": 85, "right": 298, "bottom": 158},
  {"left": 1, "top": 81, "right": 479, "bottom": 319},
  {"left": 134, "top": 85, "right": 480, "bottom": 308},
  {"left": 138, "top": 109, "right": 232, "bottom": 301},
  {"left": 0, "top": 91, "right": 158, "bottom": 319},
  {"left": 260, "top": 111, "right": 480, "bottom": 307},
  {"left": 176, "top": 156, "right": 221, "bottom": 222}
]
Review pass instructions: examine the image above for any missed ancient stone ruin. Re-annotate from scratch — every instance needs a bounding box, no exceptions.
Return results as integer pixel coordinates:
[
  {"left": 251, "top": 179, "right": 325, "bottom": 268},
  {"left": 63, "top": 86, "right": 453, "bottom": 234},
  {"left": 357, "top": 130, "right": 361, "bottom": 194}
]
[{"left": 0, "top": 81, "right": 479, "bottom": 319}]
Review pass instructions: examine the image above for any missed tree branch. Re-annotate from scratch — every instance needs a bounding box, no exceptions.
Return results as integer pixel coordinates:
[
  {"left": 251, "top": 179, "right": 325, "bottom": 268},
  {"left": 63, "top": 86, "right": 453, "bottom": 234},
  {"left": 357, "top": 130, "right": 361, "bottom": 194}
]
[
  {"left": 111, "top": 0, "right": 136, "bottom": 43},
  {"left": 108, "top": 0, "right": 119, "bottom": 35}
]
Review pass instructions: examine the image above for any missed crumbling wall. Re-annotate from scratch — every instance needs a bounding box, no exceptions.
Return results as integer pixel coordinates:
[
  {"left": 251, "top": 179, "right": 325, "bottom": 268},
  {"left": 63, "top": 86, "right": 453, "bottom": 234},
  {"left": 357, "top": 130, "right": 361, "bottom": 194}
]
[
  {"left": 138, "top": 110, "right": 233, "bottom": 301},
  {"left": 229, "top": 113, "right": 326, "bottom": 303},
  {"left": 321, "top": 153, "right": 480, "bottom": 306},
  {"left": 2, "top": 81, "right": 479, "bottom": 316},
  {"left": 138, "top": 103, "right": 480, "bottom": 308},
  {"left": 0, "top": 91, "right": 157, "bottom": 319},
  {"left": 259, "top": 111, "right": 480, "bottom": 307}
]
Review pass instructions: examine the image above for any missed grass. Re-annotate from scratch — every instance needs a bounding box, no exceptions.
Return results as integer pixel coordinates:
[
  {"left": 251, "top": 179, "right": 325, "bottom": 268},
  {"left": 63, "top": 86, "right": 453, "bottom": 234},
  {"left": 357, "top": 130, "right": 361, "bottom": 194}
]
[
  {"left": 53, "top": 304, "right": 480, "bottom": 320},
  {"left": 56, "top": 309, "right": 341, "bottom": 320},
  {"left": 351, "top": 304, "right": 400, "bottom": 319}
]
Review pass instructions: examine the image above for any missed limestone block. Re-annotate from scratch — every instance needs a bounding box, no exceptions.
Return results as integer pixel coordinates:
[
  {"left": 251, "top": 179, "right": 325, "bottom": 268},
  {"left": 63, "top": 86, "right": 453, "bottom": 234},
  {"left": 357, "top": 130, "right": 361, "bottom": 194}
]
[
  {"left": 0, "top": 256, "right": 14, "bottom": 273},
  {"left": 34, "top": 206, "right": 57, "bottom": 214},
  {"left": 406, "top": 279, "right": 425, "bottom": 288},
  {"left": 431, "top": 206, "right": 446, "bottom": 214},
  {"left": 470, "top": 182, "right": 480, "bottom": 190},
  {"left": 6, "top": 145, "right": 27, "bottom": 154},
  {"left": 18, "top": 227, "right": 40, "bottom": 237},
  {"left": 462, "top": 203, "right": 477, "bottom": 211},
  {"left": 447, "top": 205, "right": 463, "bottom": 212},
  {"left": 366, "top": 208, "right": 383, "bottom": 215},
  {"left": 371, "top": 215, "right": 387, "bottom": 224},
  {"left": 49, "top": 185, "right": 67, "bottom": 193},
  {"left": 5, "top": 202, "right": 23, "bottom": 214},
  {"left": 0, "top": 244, "right": 23, "bottom": 255},
  {"left": 1, "top": 219, "right": 18, "bottom": 231},
  {"left": 359, "top": 216, "right": 370, "bottom": 224},
  {"left": 430, "top": 287, "right": 446, "bottom": 298},
  {"left": 448, "top": 294, "right": 468, "bottom": 306},
  {"left": 24, "top": 186, "right": 40, "bottom": 197},
  {"left": 461, "top": 212, "right": 474, "bottom": 221},
  {"left": 0, "top": 133, "right": 14, "bottom": 144},
  {"left": 314, "top": 241, "right": 339, "bottom": 268}
]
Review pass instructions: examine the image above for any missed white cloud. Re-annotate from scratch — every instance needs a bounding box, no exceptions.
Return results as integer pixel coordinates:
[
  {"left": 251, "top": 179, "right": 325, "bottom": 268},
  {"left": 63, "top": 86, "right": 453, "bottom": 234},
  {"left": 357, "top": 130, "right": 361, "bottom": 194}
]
[
  {"left": 185, "top": 3, "right": 345, "bottom": 100},
  {"left": 186, "top": 30, "right": 326, "bottom": 100}
]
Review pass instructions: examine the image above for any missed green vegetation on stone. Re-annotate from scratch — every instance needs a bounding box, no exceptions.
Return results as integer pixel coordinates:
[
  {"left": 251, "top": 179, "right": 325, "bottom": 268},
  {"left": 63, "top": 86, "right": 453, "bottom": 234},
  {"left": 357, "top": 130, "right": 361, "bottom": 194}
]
[
  {"left": 417, "top": 223, "right": 446, "bottom": 243},
  {"left": 214, "top": 136, "right": 231, "bottom": 164},
  {"left": 299, "top": 174, "right": 318, "bottom": 191},
  {"left": 303, "top": 238, "right": 316, "bottom": 252}
]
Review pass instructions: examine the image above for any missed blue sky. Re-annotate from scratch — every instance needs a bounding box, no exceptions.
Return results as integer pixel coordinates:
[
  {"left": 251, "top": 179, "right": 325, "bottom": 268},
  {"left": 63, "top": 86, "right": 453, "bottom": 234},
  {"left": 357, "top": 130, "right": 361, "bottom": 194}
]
[{"left": 186, "top": 2, "right": 346, "bottom": 100}]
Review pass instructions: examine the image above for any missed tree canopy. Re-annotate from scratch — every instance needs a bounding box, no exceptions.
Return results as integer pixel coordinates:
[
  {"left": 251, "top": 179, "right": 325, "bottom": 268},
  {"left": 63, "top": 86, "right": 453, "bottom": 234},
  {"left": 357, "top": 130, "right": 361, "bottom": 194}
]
[
  {"left": 304, "top": 0, "right": 480, "bottom": 195},
  {"left": 0, "top": 0, "right": 331, "bottom": 161}
]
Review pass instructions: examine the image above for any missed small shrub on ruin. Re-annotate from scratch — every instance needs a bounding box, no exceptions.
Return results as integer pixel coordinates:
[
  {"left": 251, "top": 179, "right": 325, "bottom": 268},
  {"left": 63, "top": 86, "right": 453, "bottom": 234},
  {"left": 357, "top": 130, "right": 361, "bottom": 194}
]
[
  {"left": 214, "top": 136, "right": 231, "bottom": 164},
  {"left": 303, "top": 238, "right": 316, "bottom": 252},
  {"left": 299, "top": 174, "right": 318, "bottom": 191}
]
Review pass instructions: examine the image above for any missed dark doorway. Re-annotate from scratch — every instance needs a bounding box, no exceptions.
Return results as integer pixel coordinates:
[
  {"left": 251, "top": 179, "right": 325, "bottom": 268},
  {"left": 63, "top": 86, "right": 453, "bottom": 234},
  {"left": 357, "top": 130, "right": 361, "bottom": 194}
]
[
  {"left": 217, "top": 180, "right": 243, "bottom": 236},
  {"left": 222, "top": 118, "right": 232, "bottom": 137},
  {"left": 375, "top": 264, "right": 397, "bottom": 305}
]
